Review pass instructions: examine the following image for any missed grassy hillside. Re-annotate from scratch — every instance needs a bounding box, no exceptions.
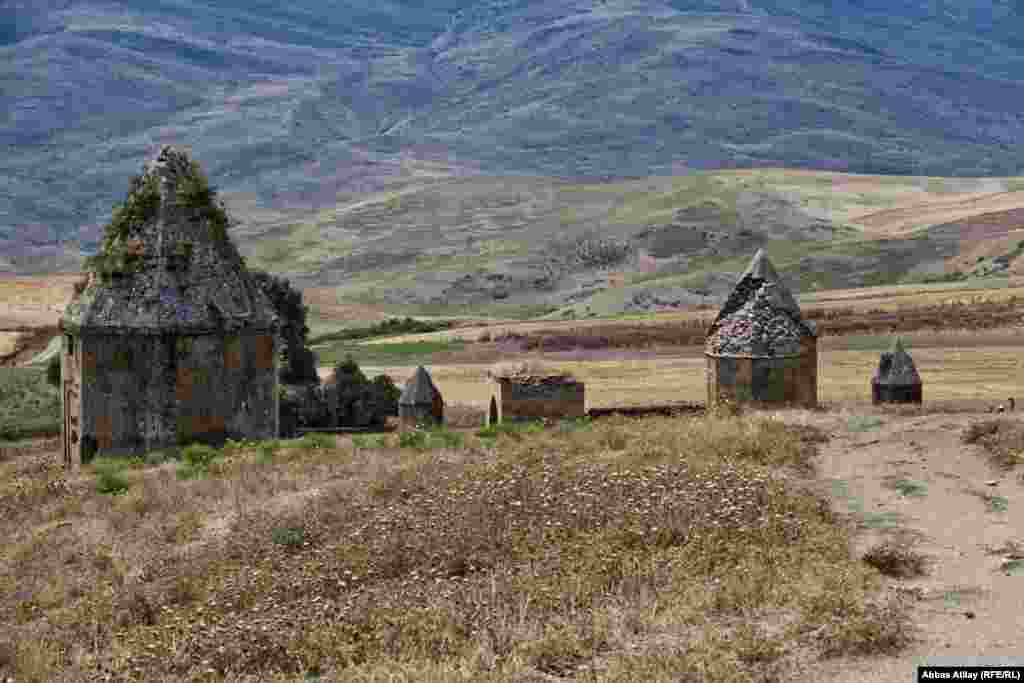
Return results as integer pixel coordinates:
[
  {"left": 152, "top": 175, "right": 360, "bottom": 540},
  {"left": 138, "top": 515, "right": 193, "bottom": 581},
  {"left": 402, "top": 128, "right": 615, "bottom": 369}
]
[
  {"left": 233, "top": 168, "right": 1024, "bottom": 320},
  {"left": 8, "top": 1, "right": 1024, "bottom": 273}
]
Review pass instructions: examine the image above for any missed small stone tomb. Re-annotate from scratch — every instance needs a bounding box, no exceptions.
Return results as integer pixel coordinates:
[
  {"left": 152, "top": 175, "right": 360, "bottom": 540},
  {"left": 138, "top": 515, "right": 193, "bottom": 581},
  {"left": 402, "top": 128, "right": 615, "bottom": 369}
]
[
  {"left": 871, "top": 337, "right": 922, "bottom": 404},
  {"left": 398, "top": 365, "right": 444, "bottom": 428},
  {"left": 705, "top": 249, "right": 818, "bottom": 408},
  {"left": 486, "top": 362, "right": 585, "bottom": 425}
]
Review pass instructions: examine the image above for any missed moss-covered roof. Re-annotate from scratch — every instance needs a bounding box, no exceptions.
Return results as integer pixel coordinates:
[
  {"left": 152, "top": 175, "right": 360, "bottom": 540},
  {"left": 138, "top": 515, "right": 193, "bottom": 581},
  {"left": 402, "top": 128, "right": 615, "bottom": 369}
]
[
  {"left": 60, "top": 146, "right": 278, "bottom": 335},
  {"left": 706, "top": 249, "right": 815, "bottom": 357}
]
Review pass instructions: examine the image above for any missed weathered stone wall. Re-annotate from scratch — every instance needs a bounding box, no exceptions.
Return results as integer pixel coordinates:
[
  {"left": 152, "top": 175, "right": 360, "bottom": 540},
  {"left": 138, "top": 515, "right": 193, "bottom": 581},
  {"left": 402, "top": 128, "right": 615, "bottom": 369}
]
[
  {"left": 872, "top": 382, "right": 922, "bottom": 405},
  {"left": 489, "top": 379, "right": 586, "bottom": 423},
  {"left": 73, "top": 330, "right": 277, "bottom": 462},
  {"left": 706, "top": 338, "right": 817, "bottom": 408}
]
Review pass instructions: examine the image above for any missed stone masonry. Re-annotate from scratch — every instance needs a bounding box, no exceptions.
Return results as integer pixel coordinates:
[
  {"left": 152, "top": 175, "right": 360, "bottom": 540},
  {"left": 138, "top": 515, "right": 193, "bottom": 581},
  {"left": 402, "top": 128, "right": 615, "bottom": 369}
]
[
  {"left": 398, "top": 365, "right": 444, "bottom": 428},
  {"left": 487, "top": 364, "right": 585, "bottom": 425},
  {"left": 872, "top": 337, "right": 923, "bottom": 404},
  {"left": 59, "top": 146, "right": 280, "bottom": 466},
  {"left": 705, "top": 249, "right": 817, "bottom": 408}
]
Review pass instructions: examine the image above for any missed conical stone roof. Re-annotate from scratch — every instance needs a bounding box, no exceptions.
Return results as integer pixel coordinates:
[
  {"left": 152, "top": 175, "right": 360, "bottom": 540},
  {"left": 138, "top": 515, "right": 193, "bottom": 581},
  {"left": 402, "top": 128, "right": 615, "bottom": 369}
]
[
  {"left": 873, "top": 337, "right": 922, "bottom": 386},
  {"left": 61, "top": 146, "right": 278, "bottom": 335},
  {"left": 399, "top": 366, "right": 442, "bottom": 405},
  {"left": 705, "top": 249, "right": 815, "bottom": 357}
]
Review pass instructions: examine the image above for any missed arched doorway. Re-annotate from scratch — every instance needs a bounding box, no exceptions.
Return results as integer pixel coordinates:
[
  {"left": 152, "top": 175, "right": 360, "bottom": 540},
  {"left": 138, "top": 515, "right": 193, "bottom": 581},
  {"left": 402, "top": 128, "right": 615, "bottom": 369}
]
[{"left": 489, "top": 396, "right": 499, "bottom": 425}]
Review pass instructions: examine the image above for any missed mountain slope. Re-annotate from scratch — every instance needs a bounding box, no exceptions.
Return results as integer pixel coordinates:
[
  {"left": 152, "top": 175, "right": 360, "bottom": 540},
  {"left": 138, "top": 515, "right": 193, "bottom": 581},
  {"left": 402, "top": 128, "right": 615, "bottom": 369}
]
[{"left": 6, "top": 1, "right": 1024, "bottom": 277}]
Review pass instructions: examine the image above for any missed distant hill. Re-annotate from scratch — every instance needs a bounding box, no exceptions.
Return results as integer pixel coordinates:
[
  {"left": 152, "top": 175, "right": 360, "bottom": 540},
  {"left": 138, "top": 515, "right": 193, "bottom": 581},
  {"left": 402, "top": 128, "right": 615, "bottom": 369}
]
[{"left": 7, "top": 0, "right": 1024, "bottom": 302}]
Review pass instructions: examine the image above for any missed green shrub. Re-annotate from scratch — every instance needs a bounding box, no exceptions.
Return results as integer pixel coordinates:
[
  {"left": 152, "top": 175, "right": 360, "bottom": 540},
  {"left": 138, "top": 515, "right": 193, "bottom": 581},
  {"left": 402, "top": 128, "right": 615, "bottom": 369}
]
[
  {"left": 398, "top": 429, "right": 429, "bottom": 450},
  {"left": 428, "top": 426, "right": 464, "bottom": 449},
  {"left": 177, "top": 443, "right": 221, "bottom": 479},
  {"left": 257, "top": 440, "right": 279, "bottom": 464},
  {"left": 299, "top": 432, "right": 335, "bottom": 451},
  {"left": 93, "top": 459, "right": 131, "bottom": 495},
  {"left": 308, "top": 317, "right": 455, "bottom": 345},
  {"left": 272, "top": 526, "right": 306, "bottom": 549}
]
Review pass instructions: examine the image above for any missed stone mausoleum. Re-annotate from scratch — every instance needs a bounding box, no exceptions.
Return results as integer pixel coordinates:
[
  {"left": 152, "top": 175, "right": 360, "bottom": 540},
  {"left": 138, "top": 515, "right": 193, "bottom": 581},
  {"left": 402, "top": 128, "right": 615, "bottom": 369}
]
[
  {"left": 871, "top": 337, "right": 922, "bottom": 404},
  {"left": 59, "top": 146, "right": 280, "bottom": 467},
  {"left": 486, "top": 363, "right": 586, "bottom": 425},
  {"left": 705, "top": 249, "right": 817, "bottom": 408},
  {"left": 398, "top": 365, "right": 445, "bottom": 428}
]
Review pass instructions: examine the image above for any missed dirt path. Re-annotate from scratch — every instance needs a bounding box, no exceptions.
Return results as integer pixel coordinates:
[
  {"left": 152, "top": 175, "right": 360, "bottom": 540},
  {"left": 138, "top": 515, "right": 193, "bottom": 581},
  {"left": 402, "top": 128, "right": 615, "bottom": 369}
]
[{"left": 787, "top": 409, "right": 1024, "bottom": 679}]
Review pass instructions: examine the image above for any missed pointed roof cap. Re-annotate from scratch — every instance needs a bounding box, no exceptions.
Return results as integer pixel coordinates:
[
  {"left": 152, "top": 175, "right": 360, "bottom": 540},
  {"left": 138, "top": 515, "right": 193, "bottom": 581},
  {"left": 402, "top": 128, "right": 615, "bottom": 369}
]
[
  {"left": 705, "top": 249, "right": 814, "bottom": 358},
  {"left": 874, "top": 337, "right": 921, "bottom": 386},
  {"left": 742, "top": 248, "right": 780, "bottom": 281},
  {"left": 399, "top": 366, "right": 442, "bottom": 405},
  {"left": 60, "top": 146, "right": 278, "bottom": 335},
  {"left": 733, "top": 249, "right": 801, "bottom": 317}
]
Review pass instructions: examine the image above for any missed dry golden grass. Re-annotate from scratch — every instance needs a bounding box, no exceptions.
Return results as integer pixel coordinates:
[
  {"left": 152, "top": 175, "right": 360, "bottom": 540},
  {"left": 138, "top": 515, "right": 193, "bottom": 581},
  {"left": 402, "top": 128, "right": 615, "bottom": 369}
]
[
  {"left": 360, "top": 345, "right": 1024, "bottom": 411},
  {"left": 0, "top": 415, "right": 912, "bottom": 681},
  {"left": 0, "top": 274, "right": 82, "bottom": 329},
  {"left": 0, "top": 333, "right": 19, "bottom": 358},
  {"left": 721, "top": 168, "right": 1024, "bottom": 237}
]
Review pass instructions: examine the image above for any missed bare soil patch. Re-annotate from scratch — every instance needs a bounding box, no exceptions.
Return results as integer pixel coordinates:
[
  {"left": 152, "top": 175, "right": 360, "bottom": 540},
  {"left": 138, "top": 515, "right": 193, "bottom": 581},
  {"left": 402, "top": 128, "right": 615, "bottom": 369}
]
[{"left": 770, "top": 407, "right": 1024, "bottom": 681}]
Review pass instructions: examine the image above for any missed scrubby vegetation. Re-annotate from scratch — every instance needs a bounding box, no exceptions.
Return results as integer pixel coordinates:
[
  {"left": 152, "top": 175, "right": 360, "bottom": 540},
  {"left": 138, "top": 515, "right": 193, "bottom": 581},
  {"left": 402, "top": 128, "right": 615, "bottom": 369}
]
[
  {"left": 962, "top": 419, "right": 1024, "bottom": 468},
  {"left": 0, "top": 412, "right": 915, "bottom": 681},
  {"left": 279, "top": 356, "right": 400, "bottom": 436},
  {"left": 251, "top": 270, "right": 319, "bottom": 385},
  {"left": 309, "top": 317, "right": 456, "bottom": 345},
  {"left": 177, "top": 159, "right": 230, "bottom": 242},
  {"left": 83, "top": 173, "right": 160, "bottom": 281},
  {"left": 0, "top": 367, "right": 60, "bottom": 442}
]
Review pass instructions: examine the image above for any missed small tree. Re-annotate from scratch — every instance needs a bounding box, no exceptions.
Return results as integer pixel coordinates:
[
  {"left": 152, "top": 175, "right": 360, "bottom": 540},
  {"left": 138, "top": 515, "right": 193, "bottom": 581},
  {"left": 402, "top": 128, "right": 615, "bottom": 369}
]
[
  {"left": 322, "top": 356, "right": 399, "bottom": 428},
  {"left": 251, "top": 270, "right": 319, "bottom": 385}
]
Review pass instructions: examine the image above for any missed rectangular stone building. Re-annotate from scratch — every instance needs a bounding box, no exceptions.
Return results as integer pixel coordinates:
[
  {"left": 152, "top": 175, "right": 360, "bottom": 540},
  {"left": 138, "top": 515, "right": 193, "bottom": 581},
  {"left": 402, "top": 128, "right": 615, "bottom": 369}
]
[
  {"left": 60, "top": 147, "right": 279, "bottom": 467},
  {"left": 486, "top": 364, "right": 585, "bottom": 425}
]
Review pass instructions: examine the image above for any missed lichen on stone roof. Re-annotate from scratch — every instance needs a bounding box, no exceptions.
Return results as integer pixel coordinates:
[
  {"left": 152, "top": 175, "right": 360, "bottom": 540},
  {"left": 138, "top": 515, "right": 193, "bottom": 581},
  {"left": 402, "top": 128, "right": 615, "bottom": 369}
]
[
  {"left": 873, "top": 337, "right": 922, "bottom": 386},
  {"left": 488, "top": 361, "right": 577, "bottom": 384},
  {"left": 61, "top": 146, "right": 278, "bottom": 335},
  {"left": 399, "top": 366, "right": 442, "bottom": 405},
  {"left": 705, "top": 249, "right": 815, "bottom": 357}
]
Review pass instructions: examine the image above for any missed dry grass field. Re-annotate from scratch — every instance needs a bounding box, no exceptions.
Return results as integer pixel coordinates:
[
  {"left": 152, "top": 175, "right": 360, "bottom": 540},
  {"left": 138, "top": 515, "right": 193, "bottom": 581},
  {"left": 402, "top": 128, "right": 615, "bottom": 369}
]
[
  {"left": 356, "top": 344, "right": 1024, "bottom": 413},
  {"left": 0, "top": 275, "right": 82, "bottom": 329},
  {"left": 0, "top": 412, "right": 921, "bottom": 682},
  {"left": 720, "top": 169, "right": 1024, "bottom": 237}
]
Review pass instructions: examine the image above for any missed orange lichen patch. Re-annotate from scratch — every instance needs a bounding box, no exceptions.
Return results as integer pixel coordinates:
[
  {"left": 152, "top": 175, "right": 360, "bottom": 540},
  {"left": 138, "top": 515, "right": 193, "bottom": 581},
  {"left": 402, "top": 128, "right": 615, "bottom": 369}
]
[
  {"left": 253, "top": 335, "right": 275, "bottom": 371},
  {"left": 95, "top": 413, "right": 114, "bottom": 449},
  {"left": 176, "top": 368, "right": 196, "bottom": 402}
]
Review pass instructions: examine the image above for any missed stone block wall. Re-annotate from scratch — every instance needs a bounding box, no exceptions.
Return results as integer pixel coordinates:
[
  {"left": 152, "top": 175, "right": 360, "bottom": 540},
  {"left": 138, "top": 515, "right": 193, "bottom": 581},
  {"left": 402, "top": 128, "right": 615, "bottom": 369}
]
[
  {"left": 871, "top": 382, "right": 922, "bottom": 405},
  {"left": 488, "top": 378, "right": 586, "bottom": 424},
  {"left": 706, "top": 338, "right": 817, "bottom": 408},
  {"left": 69, "top": 330, "right": 277, "bottom": 464}
]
